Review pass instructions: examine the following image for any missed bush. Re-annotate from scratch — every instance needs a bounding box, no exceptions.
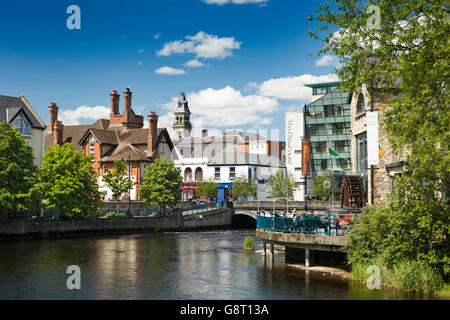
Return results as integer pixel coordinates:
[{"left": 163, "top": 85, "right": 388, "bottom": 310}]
[{"left": 243, "top": 236, "right": 255, "bottom": 251}]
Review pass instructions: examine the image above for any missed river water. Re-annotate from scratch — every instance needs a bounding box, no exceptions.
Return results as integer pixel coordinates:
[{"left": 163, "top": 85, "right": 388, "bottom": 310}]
[{"left": 0, "top": 230, "right": 439, "bottom": 300}]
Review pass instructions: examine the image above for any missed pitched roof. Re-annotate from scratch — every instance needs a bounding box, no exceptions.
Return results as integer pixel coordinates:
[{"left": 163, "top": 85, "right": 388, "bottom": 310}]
[
  {"left": 0, "top": 95, "right": 46, "bottom": 129},
  {"left": 99, "top": 140, "right": 150, "bottom": 162}
]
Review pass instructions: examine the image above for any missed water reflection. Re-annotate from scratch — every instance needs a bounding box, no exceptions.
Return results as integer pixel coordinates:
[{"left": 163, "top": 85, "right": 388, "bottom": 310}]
[{"left": 0, "top": 230, "right": 440, "bottom": 300}]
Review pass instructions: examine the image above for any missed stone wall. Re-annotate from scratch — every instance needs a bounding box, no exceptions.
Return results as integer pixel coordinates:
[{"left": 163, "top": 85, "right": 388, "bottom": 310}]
[
  {"left": 349, "top": 84, "right": 407, "bottom": 205},
  {"left": 0, "top": 208, "right": 231, "bottom": 241}
]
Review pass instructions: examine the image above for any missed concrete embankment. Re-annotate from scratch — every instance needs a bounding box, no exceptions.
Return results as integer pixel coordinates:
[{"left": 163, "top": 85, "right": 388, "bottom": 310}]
[{"left": 0, "top": 208, "right": 231, "bottom": 241}]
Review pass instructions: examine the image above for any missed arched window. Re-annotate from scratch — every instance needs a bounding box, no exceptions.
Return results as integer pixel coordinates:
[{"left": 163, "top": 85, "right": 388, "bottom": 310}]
[
  {"left": 356, "top": 93, "right": 366, "bottom": 114},
  {"left": 195, "top": 167, "right": 203, "bottom": 182},
  {"left": 184, "top": 167, "right": 192, "bottom": 182}
]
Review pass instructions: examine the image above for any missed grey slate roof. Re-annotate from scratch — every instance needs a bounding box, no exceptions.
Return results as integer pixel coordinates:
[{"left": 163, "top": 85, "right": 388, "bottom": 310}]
[{"left": 0, "top": 95, "right": 46, "bottom": 129}]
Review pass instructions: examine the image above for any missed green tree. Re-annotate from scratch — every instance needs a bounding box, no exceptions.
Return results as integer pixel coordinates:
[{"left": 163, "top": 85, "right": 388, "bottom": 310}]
[
  {"left": 267, "top": 169, "right": 296, "bottom": 199},
  {"left": 0, "top": 122, "right": 37, "bottom": 212},
  {"left": 38, "top": 143, "right": 103, "bottom": 218},
  {"left": 102, "top": 160, "right": 134, "bottom": 213},
  {"left": 139, "top": 159, "right": 183, "bottom": 213},
  {"left": 312, "top": 171, "right": 337, "bottom": 200},
  {"left": 230, "top": 174, "right": 257, "bottom": 200},
  {"left": 196, "top": 178, "right": 218, "bottom": 199},
  {"left": 308, "top": 0, "right": 449, "bottom": 282}
]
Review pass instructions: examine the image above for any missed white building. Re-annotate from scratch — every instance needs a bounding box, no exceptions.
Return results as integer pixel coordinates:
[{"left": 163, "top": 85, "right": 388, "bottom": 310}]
[{"left": 285, "top": 111, "right": 305, "bottom": 201}]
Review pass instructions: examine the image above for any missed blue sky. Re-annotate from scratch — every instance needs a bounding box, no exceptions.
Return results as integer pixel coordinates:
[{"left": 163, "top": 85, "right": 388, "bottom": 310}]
[{"left": 0, "top": 0, "right": 339, "bottom": 140}]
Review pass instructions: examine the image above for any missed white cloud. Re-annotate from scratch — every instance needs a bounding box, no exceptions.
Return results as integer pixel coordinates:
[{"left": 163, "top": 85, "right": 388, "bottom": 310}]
[
  {"left": 157, "top": 31, "right": 241, "bottom": 60},
  {"left": 203, "top": 0, "right": 269, "bottom": 5},
  {"left": 160, "top": 86, "right": 279, "bottom": 127},
  {"left": 155, "top": 66, "right": 186, "bottom": 75},
  {"left": 138, "top": 49, "right": 145, "bottom": 54},
  {"left": 154, "top": 32, "right": 162, "bottom": 40},
  {"left": 184, "top": 59, "right": 206, "bottom": 68},
  {"left": 59, "top": 105, "right": 110, "bottom": 125},
  {"left": 254, "top": 73, "right": 339, "bottom": 101},
  {"left": 315, "top": 55, "right": 340, "bottom": 67},
  {"left": 138, "top": 61, "right": 143, "bottom": 66}
]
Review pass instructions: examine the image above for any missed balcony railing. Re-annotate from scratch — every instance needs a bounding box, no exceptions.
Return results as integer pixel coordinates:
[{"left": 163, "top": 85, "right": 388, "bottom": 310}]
[{"left": 256, "top": 211, "right": 358, "bottom": 236}]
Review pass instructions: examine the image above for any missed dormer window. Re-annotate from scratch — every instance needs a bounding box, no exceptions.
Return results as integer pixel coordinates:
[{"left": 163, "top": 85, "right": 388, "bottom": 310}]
[{"left": 11, "top": 112, "right": 31, "bottom": 136}]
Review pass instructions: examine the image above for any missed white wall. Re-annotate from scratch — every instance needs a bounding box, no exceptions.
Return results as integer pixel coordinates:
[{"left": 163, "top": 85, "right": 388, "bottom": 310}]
[{"left": 285, "top": 111, "right": 305, "bottom": 201}]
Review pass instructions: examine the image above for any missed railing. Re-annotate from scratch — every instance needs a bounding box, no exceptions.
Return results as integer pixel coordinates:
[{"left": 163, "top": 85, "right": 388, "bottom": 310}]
[
  {"left": 256, "top": 211, "right": 358, "bottom": 236},
  {"left": 1, "top": 202, "right": 227, "bottom": 221}
]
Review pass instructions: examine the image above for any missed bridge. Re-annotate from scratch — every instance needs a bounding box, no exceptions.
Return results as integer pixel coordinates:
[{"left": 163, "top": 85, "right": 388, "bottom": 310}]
[{"left": 231, "top": 200, "right": 334, "bottom": 220}]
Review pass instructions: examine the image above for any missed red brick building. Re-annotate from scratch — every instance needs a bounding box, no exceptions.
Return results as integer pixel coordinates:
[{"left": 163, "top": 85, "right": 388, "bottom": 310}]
[{"left": 45, "top": 88, "right": 176, "bottom": 200}]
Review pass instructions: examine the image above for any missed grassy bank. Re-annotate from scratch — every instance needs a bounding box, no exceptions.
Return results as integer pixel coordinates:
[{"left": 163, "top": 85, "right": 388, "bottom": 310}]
[{"left": 349, "top": 257, "right": 447, "bottom": 295}]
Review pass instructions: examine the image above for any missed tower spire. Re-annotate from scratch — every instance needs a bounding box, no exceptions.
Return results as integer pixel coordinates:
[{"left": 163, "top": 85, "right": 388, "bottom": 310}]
[{"left": 173, "top": 92, "right": 192, "bottom": 139}]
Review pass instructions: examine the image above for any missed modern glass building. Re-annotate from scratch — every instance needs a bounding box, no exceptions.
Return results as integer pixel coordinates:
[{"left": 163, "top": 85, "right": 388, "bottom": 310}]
[{"left": 303, "top": 82, "right": 351, "bottom": 187}]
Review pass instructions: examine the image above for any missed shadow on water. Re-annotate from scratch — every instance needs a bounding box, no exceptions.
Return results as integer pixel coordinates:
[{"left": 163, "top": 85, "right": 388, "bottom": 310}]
[{"left": 0, "top": 229, "right": 442, "bottom": 300}]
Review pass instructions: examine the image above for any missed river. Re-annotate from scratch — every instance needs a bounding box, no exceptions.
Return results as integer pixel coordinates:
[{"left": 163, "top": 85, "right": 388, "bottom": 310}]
[{"left": 0, "top": 230, "right": 439, "bottom": 299}]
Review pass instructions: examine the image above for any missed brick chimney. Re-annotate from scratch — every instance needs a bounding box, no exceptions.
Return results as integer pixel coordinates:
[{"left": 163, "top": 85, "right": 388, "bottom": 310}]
[
  {"left": 123, "top": 88, "right": 132, "bottom": 122},
  {"left": 147, "top": 111, "right": 158, "bottom": 154},
  {"left": 110, "top": 90, "right": 120, "bottom": 115},
  {"left": 48, "top": 103, "right": 58, "bottom": 132},
  {"left": 53, "top": 121, "right": 64, "bottom": 146}
]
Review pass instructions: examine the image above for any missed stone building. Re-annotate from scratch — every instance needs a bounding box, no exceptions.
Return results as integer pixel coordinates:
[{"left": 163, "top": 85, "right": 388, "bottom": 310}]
[
  {"left": 45, "top": 88, "right": 176, "bottom": 201},
  {"left": 349, "top": 84, "right": 407, "bottom": 205}
]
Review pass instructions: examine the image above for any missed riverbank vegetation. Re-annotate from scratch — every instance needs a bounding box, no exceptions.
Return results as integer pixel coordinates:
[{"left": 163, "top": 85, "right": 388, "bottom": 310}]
[{"left": 308, "top": 0, "right": 449, "bottom": 294}]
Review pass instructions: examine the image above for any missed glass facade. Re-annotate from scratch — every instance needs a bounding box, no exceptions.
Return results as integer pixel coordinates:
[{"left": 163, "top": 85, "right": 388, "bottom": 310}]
[{"left": 305, "top": 86, "right": 351, "bottom": 178}]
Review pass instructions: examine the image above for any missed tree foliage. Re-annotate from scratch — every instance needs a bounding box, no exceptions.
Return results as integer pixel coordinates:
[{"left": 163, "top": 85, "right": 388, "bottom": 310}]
[
  {"left": 312, "top": 171, "right": 338, "bottom": 200},
  {"left": 0, "top": 122, "right": 37, "bottom": 211},
  {"left": 230, "top": 174, "right": 257, "bottom": 199},
  {"left": 196, "top": 178, "right": 218, "bottom": 199},
  {"left": 102, "top": 160, "right": 134, "bottom": 210},
  {"left": 308, "top": 0, "right": 449, "bottom": 281},
  {"left": 139, "top": 159, "right": 183, "bottom": 210},
  {"left": 267, "top": 169, "right": 296, "bottom": 199},
  {"left": 38, "top": 143, "right": 103, "bottom": 218}
]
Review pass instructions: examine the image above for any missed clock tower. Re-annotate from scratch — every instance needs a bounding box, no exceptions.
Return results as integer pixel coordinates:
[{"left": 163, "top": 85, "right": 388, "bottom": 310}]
[{"left": 173, "top": 93, "right": 192, "bottom": 139}]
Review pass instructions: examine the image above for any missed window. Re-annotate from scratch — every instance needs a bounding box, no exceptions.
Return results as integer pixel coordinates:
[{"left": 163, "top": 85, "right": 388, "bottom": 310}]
[
  {"left": 11, "top": 112, "right": 31, "bottom": 136},
  {"left": 324, "top": 105, "right": 334, "bottom": 117},
  {"left": 195, "top": 167, "right": 203, "bottom": 182},
  {"left": 184, "top": 167, "right": 192, "bottom": 182},
  {"left": 331, "top": 123, "right": 344, "bottom": 135},
  {"left": 335, "top": 105, "right": 343, "bottom": 116},
  {"left": 215, "top": 167, "right": 221, "bottom": 180},
  {"left": 294, "top": 150, "right": 302, "bottom": 154},
  {"left": 356, "top": 132, "right": 368, "bottom": 174},
  {"left": 321, "top": 159, "right": 328, "bottom": 170},
  {"left": 334, "top": 141, "right": 346, "bottom": 153},
  {"left": 295, "top": 167, "right": 302, "bottom": 171},
  {"left": 312, "top": 141, "right": 327, "bottom": 153},
  {"left": 160, "top": 143, "right": 165, "bottom": 153},
  {"left": 229, "top": 167, "right": 236, "bottom": 179},
  {"left": 307, "top": 124, "right": 326, "bottom": 136},
  {"left": 356, "top": 93, "right": 366, "bottom": 114},
  {"left": 89, "top": 142, "right": 95, "bottom": 155},
  {"left": 313, "top": 86, "right": 337, "bottom": 95}
]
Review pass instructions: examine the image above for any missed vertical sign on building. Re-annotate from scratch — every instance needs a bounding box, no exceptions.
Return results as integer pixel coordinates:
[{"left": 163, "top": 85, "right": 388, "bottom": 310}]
[
  {"left": 366, "top": 111, "right": 379, "bottom": 165},
  {"left": 301, "top": 138, "right": 311, "bottom": 176}
]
